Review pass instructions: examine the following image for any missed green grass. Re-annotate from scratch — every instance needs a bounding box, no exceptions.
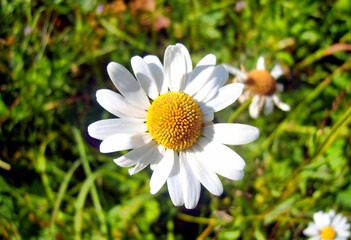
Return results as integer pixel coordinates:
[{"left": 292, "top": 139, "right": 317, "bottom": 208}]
[{"left": 1, "top": 0, "right": 351, "bottom": 239}]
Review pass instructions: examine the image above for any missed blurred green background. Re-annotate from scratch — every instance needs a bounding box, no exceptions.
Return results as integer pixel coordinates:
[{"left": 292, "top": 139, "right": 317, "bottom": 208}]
[{"left": 1, "top": 0, "right": 351, "bottom": 239}]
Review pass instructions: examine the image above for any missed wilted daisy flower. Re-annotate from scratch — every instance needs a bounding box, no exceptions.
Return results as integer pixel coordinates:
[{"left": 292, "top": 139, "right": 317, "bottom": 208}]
[
  {"left": 88, "top": 43, "right": 259, "bottom": 209},
  {"left": 303, "top": 210, "right": 350, "bottom": 240},
  {"left": 223, "top": 56, "right": 290, "bottom": 118}
]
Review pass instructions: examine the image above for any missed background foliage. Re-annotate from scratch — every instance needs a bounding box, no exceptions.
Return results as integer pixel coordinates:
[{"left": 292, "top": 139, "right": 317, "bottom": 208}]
[{"left": 1, "top": 0, "right": 351, "bottom": 239}]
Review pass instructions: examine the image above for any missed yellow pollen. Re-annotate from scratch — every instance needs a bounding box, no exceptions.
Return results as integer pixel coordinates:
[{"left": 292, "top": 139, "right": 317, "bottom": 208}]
[
  {"left": 320, "top": 226, "right": 336, "bottom": 240},
  {"left": 146, "top": 92, "right": 202, "bottom": 151},
  {"left": 246, "top": 70, "right": 276, "bottom": 96}
]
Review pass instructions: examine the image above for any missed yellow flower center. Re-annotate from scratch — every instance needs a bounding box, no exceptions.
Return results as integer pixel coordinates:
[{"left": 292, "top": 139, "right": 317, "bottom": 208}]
[
  {"left": 246, "top": 70, "right": 276, "bottom": 96},
  {"left": 146, "top": 92, "right": 202, "bottom": 151},
  {"left": 320, "top": 226, "right": 336, "bottom": 240}
]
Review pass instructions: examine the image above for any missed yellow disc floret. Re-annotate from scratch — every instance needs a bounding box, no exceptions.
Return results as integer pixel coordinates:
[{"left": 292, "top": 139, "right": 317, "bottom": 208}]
[
  {"left": 146, "top": 92, "right": 202, "bottom": 151},
  {"left": 320, "top": 226, "right": 336, "bottom": 240}
]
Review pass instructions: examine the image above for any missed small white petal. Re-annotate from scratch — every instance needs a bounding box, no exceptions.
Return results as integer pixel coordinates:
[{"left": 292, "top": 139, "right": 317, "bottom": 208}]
[
  {"left": 100, "top": 133, "right": 152, "bottom": 153},
  {"left": 143, "top": 55, "right": 167, "bottom": 94},
  {"left": 107, "top": 62, "right": 150, "bottom": 109},
  {"left": 131, "top": 56, "right": 159, "bottom": 100},
  {"left": 113, "top": 141, "right": 156, "bottom": 167},
  {"left": 222, "top": 64, "right": 247, "bottom": 82},
  {"left": 183, "top": 65, "right": 215, "bottom": 97},
  {"left": 303, "top": 224, "right": 319, "bottom": 236},
  {"left": 264, "top": 96, "right": 274, "bottom": 115},
  {"left": 200, "top": 83, "right": 244, "bottom": 114},
  {"left": 186, "top": 147, "right": 223, "bottom": 196},
  {"left": 197, "top": 137, "right": 246, "bottom": 180},
  {"left": 167, "top": 154, "right": 184, "bottom": 206},
  {"left": 164, "top": 45, "right": 187, "bottom": 92},
  {"left": 272, "top": 95, "right": 291, "bottom": 111},
  {"left": 180, "top": 152, "right": 201, "bottom": 209},
  {"left": 88, "top": 119, "right": 147, "bottom": 140},
  {"left": 256, "top": 56, "right": 265, "bottom": 70},
  {"left": 150, "top": 149, "right": 175, "bottom": 194},
  {"left": 202, "top": 112, "right": 214, "bottom": 122},
  {"left": 202, "top": 123, "right": 260, "bottom": 145},
  {"left": 193, "top": 65, "right": 229, "bottom": 103},
  {"left": 249, "top": 95, "right": 262, "bottom": 119},
  {"left": 96, "top": 89, "right": 147, "bottom": 118},
  {"left": 270, "top": 63, "right": 284, "bottom": 79},
  {"left": 196, "top": 53, "right": 216, "bottom": 67},
  {"left": 149, "top": 145, "right": 166, "bottom": 170}
]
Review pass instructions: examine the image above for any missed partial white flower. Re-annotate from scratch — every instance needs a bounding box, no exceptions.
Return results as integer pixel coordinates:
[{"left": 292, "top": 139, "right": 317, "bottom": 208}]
[
  {"left": 303, "top": 210, "right": 350, "bottom": 240},
  {"left": 223, "top": 56, "right": 290, "bottom": 119},
  {"left": 88, "top": 43, "right": 260, "bottom": 209}
]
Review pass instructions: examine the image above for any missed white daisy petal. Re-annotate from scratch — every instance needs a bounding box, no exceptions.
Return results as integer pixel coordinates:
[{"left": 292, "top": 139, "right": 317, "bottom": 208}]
[
  {"left": 176, "top": 43, "right": 193, "bottom": 75},
  {"left": 272, "top": 94, "right": 291, "bottom": 111},
  {"left": 88, "top": 119, "right": 147, "bottom": 140},
  {"left": 270, "top": 63, "right": 284, "bottom": 79},
  {"left": 150, "top": 149, "right": 175, "bottom": 194},
  {"left": 264, "top": 96, "right": 274, "bottom": 115},
  {"left": 256, "top": 56, "right": 265, "bottom": 70},
  {"left": 100, "top": 132, "right": 152, "bottom": 153},
  {"left": 303, "top": 224, "right": 319, "bottom": 236},
  {"left": 149, "top": 145, "right": 166, "bottom": 170},
  {"left": 193, "top": 65, "right": 229, "bottom": 103},
  {"left": 202, "top": 123, "right": 260, "bottom": 145},
  {"left": 143, "top": 55, "right": 167, "bottom": 94},
  {"left": 131, "top": 56, "right": 159, "bottom": 100},
  {"left": 180, "top": 152, "right": 201, "bottom": 209},
  {"left": 107, "top": 62, "right": 150, "bottom": 109},
  {"left": 96, "top": 89, "right": 147, "bottom": 118},
  {"left": 200, "top": 83, "right": 244, "bottom": 114},
  {"left": 197, "top": 137, "right": 246, "bottom": 179},
  {"left": 196, "top": 53, "right": 216, "bottom": 67},
  {"left": 128, "top": 143, "right": 159, "bottom": 175},
  {"left": 222, "top": 64, "right": 247, "bottom": 82},
  {"left": 113, "top": 141, "right": 157, "bottom": 167},
  {"left": 167, "top": 154, "right": 184, "bottom": 206},
  {"left": 186, "top": 147, "right": 223, "bottom": 196},
  {"left": 183, "top": 65, "right": 215, "bottom": 97},
  {"left": 249, "top": 95, "right": 261, "bottom": 119},
  {"left": 164, "top": 45, "right": 187, "bottom": 92},
  {"left": 202, "top": 112, "right": 214, "bottom": 122}
]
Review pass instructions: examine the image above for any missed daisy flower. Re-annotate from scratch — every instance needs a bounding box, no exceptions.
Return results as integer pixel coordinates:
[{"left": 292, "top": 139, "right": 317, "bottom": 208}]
[
  {"left": 88, "top": 43, "right": 260, "bottom": 209},
  {"left": 303, "top": 210, "right": 350, "bottom": 240},
  {"left": 223, "top": 56, "right": 290, "bottom": 118}
]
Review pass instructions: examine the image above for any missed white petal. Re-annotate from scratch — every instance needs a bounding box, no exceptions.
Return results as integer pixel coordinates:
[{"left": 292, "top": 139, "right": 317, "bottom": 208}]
[
  {"left": 200, "top": 83, "right": 244, "bottom": 114},
  {"left": 180, "top": 152, "right": 201, "bottom": 209},
  {"left": 176, "top": 43, "right": 193, "bottom": 75},
  {"left": 272, "top": 95, "right": 290, "bottom": 111},
  {"left": 88, "top": 119, "right": 147, "bottom": 140},
  {"left": 96, "top": 89, "right": 147, "bottom": 118},
  {"left": 164, "top": 45, "right": 187, "bottom": 92},
  {"left": 150, "top": 149, "right": 175, "bottom": 194},
  {"left": 202, "top": 123, "right": 260, "bottom": 145},
  {"left": 131, "top": 56, "right": 159, "bottom": 100},
  {"left": 222, "top": 64, "right": 247, "bottom": 82},
  {"left": 303, "top": 224, "right": 319, "bottom": 236},
  {"left": 143, "top": 55, "right": 167, "bottom": 94},
  {"left": 256, "top": 56, "right": 265, "bottom": 70},
  {"left": 249, "top": 95, "right": 261, "bottom": 119},
  {"left": 107, "top": 62, "right": 150, "bottom": 109},
  {"left": 186, "top": 147, "right": 223, "bottom": 196},
  {"left": 128, "top": 143, "right": 159, "bottom": 175},
  {"left": 270, "top": 63, "right": 284, "bottom": 79},
  {"left": 100, "top": 132, "right": 152, "bottom": 153},
  {"left": 197, "top": 137, "right": 246, "bottom": 180},
  {"left": 167, "top": 154, "right": 184, "bottom": 206},
  {"left": 183, "top": 65, "right": 215, "bottom": 97},
  {"left": 113, "top": 141, "right": 156, "bottom": 167},
  {"left": 149, "top": 145, "right": 166, "bottom": 170},
  {"left": 264, "top": 96, "right": 274, "bottom": 115},
  {"left": 202, "top": 112, "right": 214, "bottom": 122},
  {"left": 196, "top": 53, "right": 216, "bottom": 67},
  {"left": 193, "top": 65, "right": 229, "bottom": 103}
]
